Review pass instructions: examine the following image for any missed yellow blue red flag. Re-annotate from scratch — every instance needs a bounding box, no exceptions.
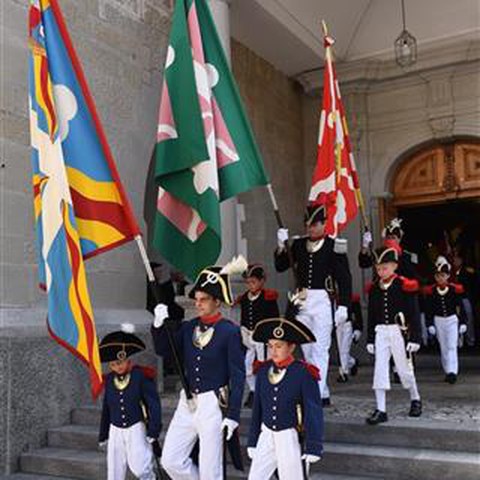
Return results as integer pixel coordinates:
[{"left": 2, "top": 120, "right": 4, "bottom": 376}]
[{"left": 28, "top": 0, "right": 140, "bottom": 398}]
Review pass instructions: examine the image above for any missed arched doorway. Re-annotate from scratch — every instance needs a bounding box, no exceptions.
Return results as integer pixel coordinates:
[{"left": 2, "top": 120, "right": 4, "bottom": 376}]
[
  {"left": 381, "top": 140, "right": 480, "bottom": 277},
  {"left": 382, "top": 140, "right": 480, "bottom": 342}
]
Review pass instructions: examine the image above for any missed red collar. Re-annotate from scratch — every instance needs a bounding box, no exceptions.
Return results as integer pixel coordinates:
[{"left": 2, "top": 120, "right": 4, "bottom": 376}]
[
  {"left": 274, "top": 355, "right": 295, "bottom": 369},
  {"left": 379, "top": 274, "right": 398, "bottom": 287},
  {"left": 200, "top": 312, "right": 222, "bottom": 325}
]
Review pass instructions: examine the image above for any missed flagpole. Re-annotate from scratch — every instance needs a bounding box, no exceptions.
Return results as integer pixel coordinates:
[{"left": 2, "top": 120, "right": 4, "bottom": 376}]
[
  {"left": 322, "top": 20, "right": 370, "bottom": 234},
  {"left": 266, "top": 184, "right": 299, "bottom": 285},
  {"left": 134, "top": 235, "right": 193, "bottom": 401}
]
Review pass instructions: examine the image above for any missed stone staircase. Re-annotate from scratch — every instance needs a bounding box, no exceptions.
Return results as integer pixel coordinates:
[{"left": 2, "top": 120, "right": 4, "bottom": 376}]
[{"left": 5, "top": 358, "right": 480, "bottom": 480}]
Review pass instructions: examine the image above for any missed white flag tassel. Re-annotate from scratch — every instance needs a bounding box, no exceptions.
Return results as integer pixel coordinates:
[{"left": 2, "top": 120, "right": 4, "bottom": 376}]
[{"left": 220, "top": 255, "right": 248, "bottom": 276}]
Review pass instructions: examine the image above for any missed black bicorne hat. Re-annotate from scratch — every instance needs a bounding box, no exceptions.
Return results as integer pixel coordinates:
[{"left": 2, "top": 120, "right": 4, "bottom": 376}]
[
  {"left": 253, "top": 316, "right": 316, "bottom": 345},
  {"left": 304, "top": 203, "right": 326, "bottom": 226},
  {"left": 189, "top": 266, "right": 234, "bottom": 305},
  {"left": 242, "top": 263, "right": 265, "bottom": 280},
  {"left": 99, "top": 327, "right": 146, "bottom": 363},
  {"left": 373, "top": 246, "right": 399, "bottom": 265}
]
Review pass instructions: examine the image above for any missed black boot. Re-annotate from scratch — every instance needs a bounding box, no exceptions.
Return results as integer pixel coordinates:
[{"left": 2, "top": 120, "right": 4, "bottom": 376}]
[
  {"left": 445, "top": 373, "right": 457, "bottom": 384},
  {"left": 337, "top": 371, "right": 349, "bottom": 383},
  {"left": 350, "top": 360, "right": 359, "bottom": 376},
  {"left": 244, "top": 392, "right": 254, "bottom": 408},
  {"left": 366, "top": 409, "right": 388, "bottom": 425},
  {"left": 409, "top": 400, "right": 422, "bottom": 417},
  {"left": 322, "top": 397, "right": 331, "bottom": 407}
]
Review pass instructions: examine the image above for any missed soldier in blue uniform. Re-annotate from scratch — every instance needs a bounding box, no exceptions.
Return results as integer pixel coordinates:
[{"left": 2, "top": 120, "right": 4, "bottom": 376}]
[
  {"left": 98, "top": 325, "right": 162, "bottom": 480},
  {"left": 151, "top": 264, "right": 245, "bottom": 480},
  {"left": 236, "top": 264, "right": 279, "bottom": 407},
  {"left": 366, "top": 246, "right": 422, "bottom": 425},
  {"left": 247, "top": 315, "right": 323, "bottom": 479},
  {"left": 275, "top": 201, "right": 352, "bottom": 405},
  {"left": 424, "top": 256, "right": 467, "bottom": 383}
]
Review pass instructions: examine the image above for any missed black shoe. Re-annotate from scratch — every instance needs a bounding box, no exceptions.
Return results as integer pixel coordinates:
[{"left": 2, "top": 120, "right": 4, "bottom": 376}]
[
  {"left": 445, "top": 373, "right": 457, "bottom": 384},
  {"left": 337, "top": 372, "right": 349, "bottom": 383},
  {"left": 366, "top": 410, "right": 388, "bottom": 425},
  {"left": 392, "top": 372, "right": 401, "bottom": 384},
  {"left": 350, "top": 361, "right": 359, "bottom": 377},
  {"left": 322, "top": 397, "right": 331, "bottom": 407},
  {"left": 244, "top": 392, "right": 254, "bottom": 408},
  {"left": 409, "top": 400, "right": 422, "bottom": 417}
]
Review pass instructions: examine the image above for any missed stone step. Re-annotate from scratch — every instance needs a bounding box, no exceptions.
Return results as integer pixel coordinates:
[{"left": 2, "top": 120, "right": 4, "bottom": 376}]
[
  {"left": 20, "top": 439, "right": 480, "bottom": 480},
  {"left": 321, "top": 441, "right": 480, "bottom": 480},
  {"left": 69, "top": 406, "right": 480, "bottom": 454}
]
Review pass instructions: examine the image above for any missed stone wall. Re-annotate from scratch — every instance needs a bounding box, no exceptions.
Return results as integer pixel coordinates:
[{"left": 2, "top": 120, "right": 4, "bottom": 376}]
[
  {"left": 232, "top": 40, "right": 307, "bottom": 298},
  {"left": 1, "top": 0, "right": 172, "bottom": 315}
]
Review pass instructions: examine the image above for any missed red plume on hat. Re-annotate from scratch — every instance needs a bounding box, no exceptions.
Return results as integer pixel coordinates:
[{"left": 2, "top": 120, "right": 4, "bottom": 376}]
[{"left": 384, "top": 238, "right": 403, "bottom": 255}]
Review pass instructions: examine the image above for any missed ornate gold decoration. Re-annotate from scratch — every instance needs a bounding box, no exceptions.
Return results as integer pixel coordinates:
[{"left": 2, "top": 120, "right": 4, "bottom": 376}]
[
  {"left": 193, "top": 325, "right": 214, "bottom": 349},
  {"left": 113, "top": 373, "right": 131, "bottom": 391},
  {"left": 268, "top": 365, "right": 286, "bottom": 385}
]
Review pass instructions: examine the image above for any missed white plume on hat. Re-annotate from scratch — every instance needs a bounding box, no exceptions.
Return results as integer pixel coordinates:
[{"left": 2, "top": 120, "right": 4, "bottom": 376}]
[
  {"left": 220, "top": 255, "right": 248, "bottom": 275},
  {"left": 121, "top": 323, "right": 136, "bottom": 334},
  {"left": 435, "top": 255, "right": 451, "bottom": 272},
  {"left": 382, "top": 217, "right": 403, "bottom": 238}
]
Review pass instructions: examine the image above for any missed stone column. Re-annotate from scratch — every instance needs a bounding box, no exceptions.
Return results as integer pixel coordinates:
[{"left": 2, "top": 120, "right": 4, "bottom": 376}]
[{"left": 209, "top": 0, "right": 241, "bottom": 265}]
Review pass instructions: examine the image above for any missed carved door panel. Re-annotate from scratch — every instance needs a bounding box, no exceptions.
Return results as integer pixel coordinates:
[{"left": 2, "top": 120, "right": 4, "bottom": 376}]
[{"left": 454, "top": 143, "right": 480, "bottom": 199}]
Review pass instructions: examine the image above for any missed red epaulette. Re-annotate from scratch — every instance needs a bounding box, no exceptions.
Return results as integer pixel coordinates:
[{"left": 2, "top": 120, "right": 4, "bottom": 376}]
[
  {"left": 253, "top": 359, "right": 268, "bottom": 375},
  {"left": 135, "top": 365, "right": 157, "bottom": 380},
  {"left": 299, "top": 360, "right": 321, "bottom": 381},
  {"left": 364, "top": 282, "right": 374, "bottom": 294},
  {"left": 450, "top": 283, "right": 465, "bottom": 295},
  {"left": 351, "top": 293, "right": 361, "bottom": 303},
  {"left": 399, "top": 276, "right": 419, "bottom": 293},
  {"left": 423, "top": 285, "right": 434, "bottom": 296},
  {"left": 263, "top": 288, "right": 279, "bottom": 301}
]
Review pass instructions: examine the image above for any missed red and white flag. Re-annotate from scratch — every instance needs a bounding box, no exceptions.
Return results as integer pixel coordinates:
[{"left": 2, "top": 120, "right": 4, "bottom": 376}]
[{"left": 309, "top": 32, "right": 362, "bottom": 237}]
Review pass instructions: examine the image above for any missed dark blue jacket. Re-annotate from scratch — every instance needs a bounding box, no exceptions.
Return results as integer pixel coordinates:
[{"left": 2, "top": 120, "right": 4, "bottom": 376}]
[
  {"left": 248, "top": 360, "right": 324, "bottom": 456},
  {"left": 151, "top": 317, "right": 245, "bottom": 422},
  {"left": 99, "top": 366, "right": 162, "bottom": 442}
]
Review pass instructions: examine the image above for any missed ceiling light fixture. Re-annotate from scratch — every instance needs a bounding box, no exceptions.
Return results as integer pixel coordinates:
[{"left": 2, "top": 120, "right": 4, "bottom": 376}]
[{"left": 394, "top": 0, "right": 417, "bottom": 67}]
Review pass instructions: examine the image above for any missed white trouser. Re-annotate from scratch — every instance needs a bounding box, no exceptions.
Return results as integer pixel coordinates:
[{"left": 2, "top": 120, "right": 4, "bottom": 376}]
[
  {"left": 248, "top": 424, "right": 303, "bottom": 480},
  {"left": 297, "top": 289, "right": 332, "bottom": 399},
  {"left": 462, "top": 298, "right": 476, "bottom": 346},
  {"left": 161, "top": 390, "right": 223, "bottom": 480},
  {"left": 373, "top": 325, "right": 418, "bottom": 391},
  {"left": 434, "top": 314, "right": 459, "bottom": 375},
  {"left": 246, "top": 341, "right": 267, "bottom": 392},
  {"left": 420, "top": 312, "right": 428, "bottom": 346},
  {"left": 107, "top": 422, "right": 155, "bottom": 480},
  {"left": 336, "top": 320, "right": 356, "bottom": 374}
]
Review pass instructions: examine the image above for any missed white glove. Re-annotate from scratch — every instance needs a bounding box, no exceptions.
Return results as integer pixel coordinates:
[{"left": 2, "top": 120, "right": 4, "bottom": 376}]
[
  {"left": 352, "top": 329, "right": 362, "bottom": 343},
  {"left": 459, "top": 324, "right": 467, "bottom": 334},
  {"left": 153, "top": 303, "right": 169, "bottom": 328},
  {"left": 362, "top": 230, "right": 373, "bottom": 249},
  {"left": 146, "top": 436, "right": 156, "bottom": 444},
  {"left": 221, "top": 418, "right": 239, "bottom": 441},
  {"left": 334, "top": 306, "right": 348, "bottom": 327},
  {"left": 406, "top": 342, "right": 420, "bottom": 353},
  {"left": 301, "top": 454, "right": 321, "bottom": 464},
  {"left": 367, "top": 343, "right": 375, "bottom": 355},
  {"left": 247, "top": 447, "right": 256, "bottom": 460},
  {"left": 241, "top": 326, "right": 254, "bottom": 349},
  {"left": 277, "top": 228, "right": 289, "bottom": 249},
  {"left": 98, "top": 441, "right": 108, "bottom": 450},
  {"left": 428, "top": 326, "right": 436, "bottom": 336}
]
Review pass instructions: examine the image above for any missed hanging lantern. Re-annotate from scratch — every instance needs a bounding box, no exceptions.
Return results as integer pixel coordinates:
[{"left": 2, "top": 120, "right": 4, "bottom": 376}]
[{"left": 394, "top": 0, "right": 417, "bottom": 67}]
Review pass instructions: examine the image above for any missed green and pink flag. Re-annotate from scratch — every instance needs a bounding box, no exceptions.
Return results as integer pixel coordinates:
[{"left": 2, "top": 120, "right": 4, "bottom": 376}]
[{"left": 152, "top": 0, "right": 268, "bottom": 280}]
